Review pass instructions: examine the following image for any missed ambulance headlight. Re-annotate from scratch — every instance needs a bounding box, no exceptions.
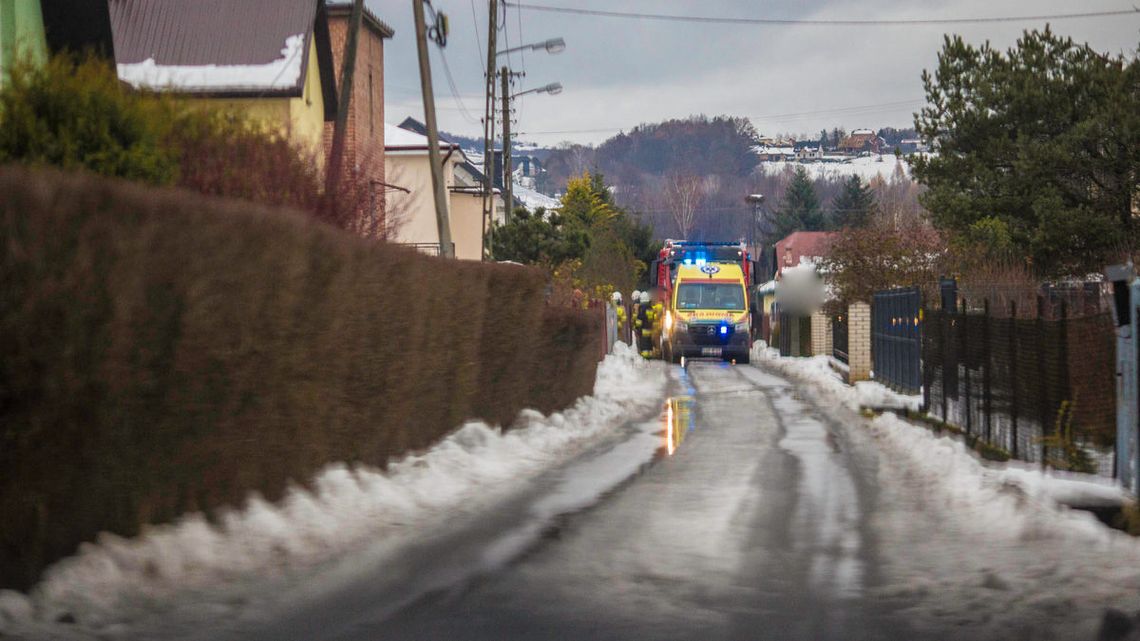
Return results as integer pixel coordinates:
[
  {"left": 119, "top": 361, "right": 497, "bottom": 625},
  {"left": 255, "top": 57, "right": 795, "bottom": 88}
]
[
  {"left": 735, "top": 320, "right": 750, "bottom": 332},
  {"left": 675, "top": 318, "right": 687, "bottom": 332}
]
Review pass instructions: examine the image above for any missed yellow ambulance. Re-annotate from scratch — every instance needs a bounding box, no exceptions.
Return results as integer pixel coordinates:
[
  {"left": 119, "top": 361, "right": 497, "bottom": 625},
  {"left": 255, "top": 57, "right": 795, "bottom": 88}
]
[{"left": 661, "top": 262, "right": 751, "bottom": 364}]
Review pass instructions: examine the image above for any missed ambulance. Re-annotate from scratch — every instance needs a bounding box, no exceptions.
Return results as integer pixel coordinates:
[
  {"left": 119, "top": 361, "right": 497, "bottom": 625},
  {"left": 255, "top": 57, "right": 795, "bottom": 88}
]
[{"left": 661, "top": 261, "right": 752, "bottom": 364}]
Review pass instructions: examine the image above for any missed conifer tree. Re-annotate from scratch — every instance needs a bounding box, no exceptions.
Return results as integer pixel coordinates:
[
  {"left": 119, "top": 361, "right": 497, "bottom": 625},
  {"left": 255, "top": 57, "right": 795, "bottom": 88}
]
[
  {"left": 830, "top": 175, "right": 876, "bottom": 229},
  {"left": 772, "top": 166, "right": 824, "bottom": 240},
  {"left": 912, "top": 27, "right": 1140, "bottom": 275}
]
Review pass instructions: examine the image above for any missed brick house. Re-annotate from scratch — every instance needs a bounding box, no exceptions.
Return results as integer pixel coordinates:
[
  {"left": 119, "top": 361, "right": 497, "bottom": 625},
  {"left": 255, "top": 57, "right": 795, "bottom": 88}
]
[
  {"left": 324, "top": 2, "right": 395, "bottom": 236},
  {"left": 774, "top": 231, "right": 835, "bottom": 278},
  {"left": 837, "top": 129, "right": 885, "bottom": 155}
]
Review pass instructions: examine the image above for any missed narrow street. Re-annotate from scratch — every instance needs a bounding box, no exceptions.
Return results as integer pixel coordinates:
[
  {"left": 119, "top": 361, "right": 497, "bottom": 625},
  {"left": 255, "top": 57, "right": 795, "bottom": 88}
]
[{"left": 249, "top": 361, "right": 920, "bottom": 641}]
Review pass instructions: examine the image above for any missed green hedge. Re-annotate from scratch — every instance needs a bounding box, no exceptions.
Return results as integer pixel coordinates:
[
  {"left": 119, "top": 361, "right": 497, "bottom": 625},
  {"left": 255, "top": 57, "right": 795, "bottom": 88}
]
[{"left": 0, "top": 166, "right": 603, "bottom": 590}]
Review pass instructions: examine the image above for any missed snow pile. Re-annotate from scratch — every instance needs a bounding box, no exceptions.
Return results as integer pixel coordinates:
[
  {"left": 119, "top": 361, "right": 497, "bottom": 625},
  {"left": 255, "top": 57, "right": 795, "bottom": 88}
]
[
  {"left": 118, "top": 34, "right": 306, "bottom": 92},
  {"left": 752, "top": 341, "right": 1127, "bottom": 528},
  {"left": 0, "top": 344, "right": 665, "bottom": 638},
  {"left": 752, "top": 345, "right": 920, "bottom": 412}
]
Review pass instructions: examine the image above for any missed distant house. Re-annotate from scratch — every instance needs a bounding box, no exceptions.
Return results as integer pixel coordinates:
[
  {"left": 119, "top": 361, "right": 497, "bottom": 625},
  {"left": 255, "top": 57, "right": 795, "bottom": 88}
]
[
  {"left": 754, "top": 145, "right": 796, "bottom": 162},
  {"left": 109, "top": 0, "right": 339, "bottom": 155},
  {"left": 387, "top": 122, "right": 498, "bottom": 260},
  {"left": 897, "top": 138, "right": 927, "bottom": 154},
  {"left": 398, "top": 117, "right": 507, "bottom": 229},
  {"left": 837, "top": 129, "right": 885, "bottom": 155},
  {"left": 795, "top": 146, "right": 822, "bottom": 162},
  {"left": 774, "top": 231, "right": 836, "bottom": 279}
]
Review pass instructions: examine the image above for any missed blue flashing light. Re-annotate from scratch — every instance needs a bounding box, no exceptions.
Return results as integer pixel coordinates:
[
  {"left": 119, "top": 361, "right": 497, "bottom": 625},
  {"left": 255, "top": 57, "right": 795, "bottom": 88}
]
[
  {"left": 684, "top": 258, "right": 692, "bottom": 265},
  {"left": 695, "top": 258, "right": 706, "bottom": 266},
  {"left": 720, "top": 325, "right": 728, "bottom": 335}
]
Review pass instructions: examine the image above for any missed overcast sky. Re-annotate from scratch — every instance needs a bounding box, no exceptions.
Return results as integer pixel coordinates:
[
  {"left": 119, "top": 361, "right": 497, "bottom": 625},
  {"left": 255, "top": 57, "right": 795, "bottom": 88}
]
[{"left": 370, "top": 0, "right": 1140, "bottom": 146}]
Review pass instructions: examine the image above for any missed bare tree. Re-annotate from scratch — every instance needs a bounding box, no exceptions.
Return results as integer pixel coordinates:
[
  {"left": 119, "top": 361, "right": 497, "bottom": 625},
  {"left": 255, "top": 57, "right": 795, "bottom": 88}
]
[{"left": 664, "top": 172, "right": 707, "bottom": 238}]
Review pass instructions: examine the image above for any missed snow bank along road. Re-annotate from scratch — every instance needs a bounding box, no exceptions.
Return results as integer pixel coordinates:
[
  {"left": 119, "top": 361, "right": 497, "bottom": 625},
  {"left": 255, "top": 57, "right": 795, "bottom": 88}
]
[
  {"left": 269, "top": 358, "right": 1140, "bottom": 641},
  {"left": 6, "top": 347, "right": 1140, "bottom": 640}
]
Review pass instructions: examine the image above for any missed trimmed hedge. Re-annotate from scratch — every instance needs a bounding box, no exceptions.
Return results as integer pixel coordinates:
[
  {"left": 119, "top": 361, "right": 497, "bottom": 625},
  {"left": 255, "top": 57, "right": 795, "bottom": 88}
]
[{"left": 0, "top": 166, "right": 603, "bottom": 590}]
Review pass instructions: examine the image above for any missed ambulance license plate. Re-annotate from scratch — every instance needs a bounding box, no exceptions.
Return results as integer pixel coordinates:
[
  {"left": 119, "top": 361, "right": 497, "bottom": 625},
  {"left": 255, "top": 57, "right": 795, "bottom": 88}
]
[{"left": 701, "top": 347, "right": 722, "bottom": 357}]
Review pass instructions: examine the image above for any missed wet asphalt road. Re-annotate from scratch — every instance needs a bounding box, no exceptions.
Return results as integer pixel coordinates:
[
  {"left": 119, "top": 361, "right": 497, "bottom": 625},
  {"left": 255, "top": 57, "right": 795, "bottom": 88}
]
[{"left": 254, "top": 360, "right": 924, "bottom": 641}]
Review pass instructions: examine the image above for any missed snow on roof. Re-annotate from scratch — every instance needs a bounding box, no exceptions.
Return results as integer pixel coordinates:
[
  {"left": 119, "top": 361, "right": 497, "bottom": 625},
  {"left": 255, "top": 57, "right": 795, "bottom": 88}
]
[
  {"left": 754, "top": 146, "right": 795, "bottom": 155},
  {"left": 117, "top": 34, "right": 307, "bottom": 92},
  {"left": 385, "top": 123, "right": 462, "bottom": 155}
]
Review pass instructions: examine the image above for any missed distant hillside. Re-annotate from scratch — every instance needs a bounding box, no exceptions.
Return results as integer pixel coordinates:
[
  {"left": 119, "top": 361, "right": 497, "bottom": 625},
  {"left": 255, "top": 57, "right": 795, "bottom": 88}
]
[
  {"left": 540, "top": 115, "right": 759, "bottom": 192},
  {"left": 438, "top": 130, "right": 489, "bottom": 152}
]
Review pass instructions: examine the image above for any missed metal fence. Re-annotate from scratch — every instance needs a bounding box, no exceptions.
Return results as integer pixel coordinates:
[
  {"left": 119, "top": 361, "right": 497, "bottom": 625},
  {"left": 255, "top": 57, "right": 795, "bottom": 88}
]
[
  {"left": 396, "top": 242, "right": 456, "bottom": 256},
  {"left": 872, "top": 287, "right": 922, "bottom": 394},
  {"left": 832, "top": 312, "right": 849, "bottom": 364},
  {"left": 775, "top": 308, "right": 812, "bottom": 357},
  {"left": 923, "top": 297, "right": 1116, "bottom": 473}
]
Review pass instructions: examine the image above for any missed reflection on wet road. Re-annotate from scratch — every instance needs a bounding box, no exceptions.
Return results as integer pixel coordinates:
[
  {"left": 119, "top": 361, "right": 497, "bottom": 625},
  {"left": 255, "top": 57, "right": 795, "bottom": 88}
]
[
  {"left": 349, "top": 360, "right": 914, "bottom": 641},
  {"left": 663, "top": 369, "right": 695, "bottom": 456}
]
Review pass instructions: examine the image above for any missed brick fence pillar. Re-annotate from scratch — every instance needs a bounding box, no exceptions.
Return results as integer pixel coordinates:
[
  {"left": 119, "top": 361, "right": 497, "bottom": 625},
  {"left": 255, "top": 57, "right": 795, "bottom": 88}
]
[
  {"left": 811, "top": 310, "right": 832, "bottom": 357},
  {"left": 848, "top": 301, "right": 872, "bottom": 382}
]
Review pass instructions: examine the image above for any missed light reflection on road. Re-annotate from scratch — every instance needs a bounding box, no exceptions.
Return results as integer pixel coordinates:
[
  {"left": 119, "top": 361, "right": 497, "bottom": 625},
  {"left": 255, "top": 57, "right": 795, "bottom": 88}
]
[
  {"left": 664, "top": 395, "right": 695, "bottom": 455},
  {"left": 664, "top": 363, "right": 698, "bottom": 455}
]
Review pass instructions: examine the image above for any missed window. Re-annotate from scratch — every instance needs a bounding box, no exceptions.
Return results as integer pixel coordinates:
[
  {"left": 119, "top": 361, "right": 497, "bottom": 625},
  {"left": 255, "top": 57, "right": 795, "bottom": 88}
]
[
  {"left": 368, "top": 69, "right": 374, "bottom": 133},
  {"left": 676, "top": 283, "right": 745, "bottom": 311}
]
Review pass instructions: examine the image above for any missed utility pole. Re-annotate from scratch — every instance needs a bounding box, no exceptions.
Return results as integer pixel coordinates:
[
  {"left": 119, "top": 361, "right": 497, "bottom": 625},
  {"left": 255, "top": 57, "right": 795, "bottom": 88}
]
[
  {"left": 501, "top": 66, "right": 512, "bottom": 223},
  {"left": 413, "top": 0, "right": 454, "bottom": 258},
  {"left": 326, "top": 0, "right": 365, "bottom": 195},
  {"left": 480, "top": 0, "right": 498, "bottom": 260}
]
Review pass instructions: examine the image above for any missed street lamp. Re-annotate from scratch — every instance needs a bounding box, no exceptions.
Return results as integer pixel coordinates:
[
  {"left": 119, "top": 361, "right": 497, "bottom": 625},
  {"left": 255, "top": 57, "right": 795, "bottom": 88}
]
[
  {"left": 502, "top": 80, "right": 563, "bottom": 218},
  {"left": 745, "top": 193, "right": 765, "bottom": 255},
  {"left": 497, "top": 37, "right": 566, "bottom": 58},
  {"left": 482, "top": 36, "right": 566, "bottom": 260},
  {"left": 511, "top": 82, "right": 563, "bottom": 98}
]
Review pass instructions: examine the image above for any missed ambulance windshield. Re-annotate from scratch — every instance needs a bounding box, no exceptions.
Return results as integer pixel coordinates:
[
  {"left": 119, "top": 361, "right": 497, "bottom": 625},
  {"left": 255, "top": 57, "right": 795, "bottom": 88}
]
[{"left": 676, "top": 283, "right": 745, "bottom": 311}]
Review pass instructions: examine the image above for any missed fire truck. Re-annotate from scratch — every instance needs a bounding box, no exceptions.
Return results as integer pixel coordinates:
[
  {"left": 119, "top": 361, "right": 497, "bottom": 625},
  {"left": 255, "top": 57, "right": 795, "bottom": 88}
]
[{"left": 648, "top": 241, "right": 761, "bottom": 364}]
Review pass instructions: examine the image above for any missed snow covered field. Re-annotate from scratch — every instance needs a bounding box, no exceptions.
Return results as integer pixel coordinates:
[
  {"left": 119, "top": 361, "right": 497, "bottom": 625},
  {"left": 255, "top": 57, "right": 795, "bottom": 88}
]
[
  {"left": 753, "top": 343, "right": 1140, "bottom": 639},
  {"left": 758, "top": 154, "right": 912, "bottom": 182},
  {"left": 0, "top": 345, "right": 666, "bottom": 640}
]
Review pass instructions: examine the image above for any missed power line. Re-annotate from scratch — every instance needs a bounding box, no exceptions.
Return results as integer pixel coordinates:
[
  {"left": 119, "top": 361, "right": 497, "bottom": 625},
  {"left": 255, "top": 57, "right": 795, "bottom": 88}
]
[
  {"left": 438, "top": 48, "right": 481, "bottom": 124},
  {"left": 470, "top": 0, "right": 485, "bottom": 75},
  {"left": 504, "top": 2, "right": 1140, "bottom": 26}
]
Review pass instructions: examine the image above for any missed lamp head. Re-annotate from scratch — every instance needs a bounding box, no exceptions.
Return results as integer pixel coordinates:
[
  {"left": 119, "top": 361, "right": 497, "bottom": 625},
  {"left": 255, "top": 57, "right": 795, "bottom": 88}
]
[{"left": 542, "top": 37, "right": 566, "bottom": 54}]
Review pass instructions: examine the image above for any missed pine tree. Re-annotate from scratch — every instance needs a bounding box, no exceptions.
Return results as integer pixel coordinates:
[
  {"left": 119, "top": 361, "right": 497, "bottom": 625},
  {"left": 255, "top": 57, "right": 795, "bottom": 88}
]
[
  {"left": 830, "top": 175, "right": 876, "bottom": 228},
  {"left": 772, "top": 166, "right": 824, "bottom": 240},
  {"left": 912, "top": 27, "right": 1140, "bottom": 276},
  {"left": 819, "top": 129, "right": 829, "bottom": 150}
]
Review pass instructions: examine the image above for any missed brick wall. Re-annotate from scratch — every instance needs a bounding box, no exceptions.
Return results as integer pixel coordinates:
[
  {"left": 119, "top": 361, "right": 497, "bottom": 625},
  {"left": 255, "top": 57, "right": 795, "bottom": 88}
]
[
  {"left": 848, "top": 301, "right": 871, "bottom": 381},
  {"left": 811, "top": 310, "right": 832, "bottom": 357},
  {"left": 326, "top": 11, "right": 388, "bottom": 234}
]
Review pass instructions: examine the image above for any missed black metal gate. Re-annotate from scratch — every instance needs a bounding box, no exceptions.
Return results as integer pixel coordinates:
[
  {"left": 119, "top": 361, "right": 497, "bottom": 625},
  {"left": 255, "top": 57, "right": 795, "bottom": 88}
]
[
  {"left": 832, "top": 312, "right": 849, "bottom": 364},
  {"left": 872, "top": 287, "right": 922, "bottom": 394}
]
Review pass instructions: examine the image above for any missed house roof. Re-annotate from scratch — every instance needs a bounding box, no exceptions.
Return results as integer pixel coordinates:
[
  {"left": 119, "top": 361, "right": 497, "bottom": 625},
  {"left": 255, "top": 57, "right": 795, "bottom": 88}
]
[
  {"left": 326, "top": 2, "right": 395, "bottom": 38},
  {"left": 109, "top": 0, "right": 337, "bottom": 112},
  {"left": 774, "top": 231, "right": 835, "bottom": 276},
  {"left": 838, "top": 132, "right": 881, "bottom": 148},
  {"left": 385, "top": 122, "right": 464, "bottom": 156}
]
